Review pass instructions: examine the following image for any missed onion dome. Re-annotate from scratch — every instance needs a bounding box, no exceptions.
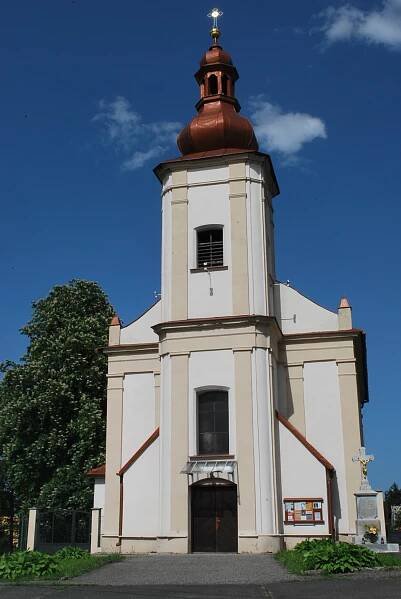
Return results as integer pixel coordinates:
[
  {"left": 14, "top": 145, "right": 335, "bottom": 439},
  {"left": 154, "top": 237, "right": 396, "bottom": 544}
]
[{"left": 177, "top": 27, "right": 258, "bottom": 157}]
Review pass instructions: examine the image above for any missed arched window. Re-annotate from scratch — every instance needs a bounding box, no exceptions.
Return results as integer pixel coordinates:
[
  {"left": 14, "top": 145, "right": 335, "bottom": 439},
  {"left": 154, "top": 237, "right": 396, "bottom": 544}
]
[
  {"left": 196, "top": 227, "right": 223, "bottom": 268},
  {"left": 208, "top": 74, "right": 218, "bottom": 95},
  {"left": 221, "top": 74, "right": 228, "bottom": 95},
  {"left": 197, "top": 390, "right": 229, "bottom": 455}
]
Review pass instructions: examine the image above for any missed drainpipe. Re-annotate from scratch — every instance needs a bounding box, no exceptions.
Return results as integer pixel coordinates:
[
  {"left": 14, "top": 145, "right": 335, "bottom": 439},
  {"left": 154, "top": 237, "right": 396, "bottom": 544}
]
[
  {"left": 326, "top": 469, "right": 335, "bottom": 540},
  {"left": 116, "top": 475, "right": 123, "bottom": 547}
]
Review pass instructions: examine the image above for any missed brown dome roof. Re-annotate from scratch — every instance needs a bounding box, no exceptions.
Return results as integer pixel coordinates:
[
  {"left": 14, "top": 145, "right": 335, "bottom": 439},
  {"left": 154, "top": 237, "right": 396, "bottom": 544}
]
[
  {"left": 177, "top": 101, "right": 258, "bottom": 156},
  {"left": 177, "top": 42, "right": 258, "bottom": 157}
]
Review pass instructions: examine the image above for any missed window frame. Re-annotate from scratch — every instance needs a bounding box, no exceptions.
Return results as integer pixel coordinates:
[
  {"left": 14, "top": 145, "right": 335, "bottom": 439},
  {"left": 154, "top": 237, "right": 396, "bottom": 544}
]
[
  {"left": 195, "top": 225, "right": 224, "bottom": 270},
  {"left": 196, "top": 388, "right": 230, "bottom": 457}
]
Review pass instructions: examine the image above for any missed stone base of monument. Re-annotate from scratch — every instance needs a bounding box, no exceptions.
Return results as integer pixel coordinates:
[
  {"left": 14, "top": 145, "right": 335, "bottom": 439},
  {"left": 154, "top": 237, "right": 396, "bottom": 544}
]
[
  {"left": 353, "top": 491, "right": 399, "bottom": 552},
  {"left": 353, "top": 536, "right": 400, "bottom": 552}
]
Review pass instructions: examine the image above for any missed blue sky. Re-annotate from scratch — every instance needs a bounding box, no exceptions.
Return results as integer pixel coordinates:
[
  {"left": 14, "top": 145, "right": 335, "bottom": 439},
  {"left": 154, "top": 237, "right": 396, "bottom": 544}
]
[{"left": 1, "top": 0, "right": 400, "bottom": 490}]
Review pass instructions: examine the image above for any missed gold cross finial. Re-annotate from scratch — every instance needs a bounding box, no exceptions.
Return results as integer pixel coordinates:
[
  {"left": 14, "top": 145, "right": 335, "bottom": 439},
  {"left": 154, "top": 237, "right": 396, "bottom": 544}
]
[{"left": 207, "top": 8, "right": 223, "bottom": 44}]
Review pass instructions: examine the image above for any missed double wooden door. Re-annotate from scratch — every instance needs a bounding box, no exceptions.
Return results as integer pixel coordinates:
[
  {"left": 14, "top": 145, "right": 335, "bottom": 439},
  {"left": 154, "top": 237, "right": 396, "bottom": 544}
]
[{"left": 191, "top": 479, "right": 238, "bottom": 553}]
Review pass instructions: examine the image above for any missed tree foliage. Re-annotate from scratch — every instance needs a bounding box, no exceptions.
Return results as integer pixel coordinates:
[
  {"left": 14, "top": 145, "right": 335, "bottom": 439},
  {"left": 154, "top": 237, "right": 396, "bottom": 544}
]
[
  {"left": 384, "top": 482, "right": 401, "bottom": 525},
  {"left": 0, "top": 280, "right": 114, "bottom": 510}
]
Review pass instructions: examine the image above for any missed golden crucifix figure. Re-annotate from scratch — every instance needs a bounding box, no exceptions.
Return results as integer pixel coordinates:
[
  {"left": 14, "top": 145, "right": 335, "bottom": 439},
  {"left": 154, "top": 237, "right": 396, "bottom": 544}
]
[{"left": 353, "top": 447, "right": 374, "bottom": 481}]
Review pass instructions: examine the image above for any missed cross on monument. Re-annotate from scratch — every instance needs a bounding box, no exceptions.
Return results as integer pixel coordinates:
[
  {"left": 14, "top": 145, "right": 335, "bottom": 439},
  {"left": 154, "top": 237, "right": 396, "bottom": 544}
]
[{"left": 353, "top": 447, "right": 374, "bottom": 491}]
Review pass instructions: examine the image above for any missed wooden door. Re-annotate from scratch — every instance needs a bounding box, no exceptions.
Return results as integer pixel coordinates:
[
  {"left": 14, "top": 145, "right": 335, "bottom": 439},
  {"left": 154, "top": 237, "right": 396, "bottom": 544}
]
[{"left": 191, "top": 479, "right": 238, "bottom": 552}]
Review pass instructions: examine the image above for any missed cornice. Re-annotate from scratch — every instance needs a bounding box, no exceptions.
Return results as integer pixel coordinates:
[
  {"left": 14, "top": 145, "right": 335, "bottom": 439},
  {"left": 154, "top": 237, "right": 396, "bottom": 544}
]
[
  {"left": 152, "top": 313, "right": 282, "bottom": 337},
  {"left": 103, "top": 343, "right": 159, "bottom": 356},
  {"left": 154, "top": 151, "right": 280, "bottom": 198},
  {"left": 282, "top": 328, "right": 365, "bottom": 344}
]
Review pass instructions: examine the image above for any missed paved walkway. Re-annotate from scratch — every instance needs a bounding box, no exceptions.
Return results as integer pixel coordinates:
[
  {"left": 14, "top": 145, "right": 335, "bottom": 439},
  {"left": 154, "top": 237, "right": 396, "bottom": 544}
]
[
  {"left": 3, "top": 573, "right": 401, "bottom": 599},
  {"left": 69, "top": 553, "right": 297, "bottom": 586}
]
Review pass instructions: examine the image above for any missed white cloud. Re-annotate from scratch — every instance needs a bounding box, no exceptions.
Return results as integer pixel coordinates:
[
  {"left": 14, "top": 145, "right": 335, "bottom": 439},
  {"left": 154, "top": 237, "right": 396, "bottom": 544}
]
[
  {"left": 318, "top": 0, "right": 401, "bottom": 49},
  {"left": 249, "top": 97, "right": 327, "bottom": 158},
  {"left": 122, "top": 147, "right": 164, "bottom": 171},
  {"left": 93, "top": 96, "right": 181, "bottom": 170}
]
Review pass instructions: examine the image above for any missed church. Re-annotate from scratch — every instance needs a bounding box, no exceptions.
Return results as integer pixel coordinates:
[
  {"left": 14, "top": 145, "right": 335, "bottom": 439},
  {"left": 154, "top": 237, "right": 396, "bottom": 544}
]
[{"left": 88, "top": 16, "right": 370, "bottom": 554}]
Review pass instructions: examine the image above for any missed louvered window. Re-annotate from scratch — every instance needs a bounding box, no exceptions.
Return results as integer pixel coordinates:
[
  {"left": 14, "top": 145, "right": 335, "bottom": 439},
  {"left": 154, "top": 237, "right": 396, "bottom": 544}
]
[{"left": 197, "top": 228, "right": 223, "bottom": 268}]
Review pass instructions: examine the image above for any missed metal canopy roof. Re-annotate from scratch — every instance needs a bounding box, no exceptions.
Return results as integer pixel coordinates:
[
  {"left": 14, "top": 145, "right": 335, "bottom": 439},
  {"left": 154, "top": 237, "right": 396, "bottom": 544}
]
[{"left": 181, "top": 459, "right": 237, "bottom": 476}]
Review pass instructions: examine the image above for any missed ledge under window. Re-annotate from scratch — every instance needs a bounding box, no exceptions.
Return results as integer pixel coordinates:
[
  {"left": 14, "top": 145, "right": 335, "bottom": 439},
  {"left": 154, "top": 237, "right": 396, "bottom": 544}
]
[
  {"left": 189, "top": 454, "right": 234, "bottom": 461},
  {"left": 284, "top": 520, "right": 325, "bottom": 526},
  {"left": 190, "top": 265, "right": 228, "bottom": 273}
]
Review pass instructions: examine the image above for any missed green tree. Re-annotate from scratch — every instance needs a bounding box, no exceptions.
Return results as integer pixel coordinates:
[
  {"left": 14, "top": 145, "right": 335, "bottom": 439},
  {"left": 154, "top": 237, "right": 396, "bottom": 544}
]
[
  {"left": 384, "top": 483, "right": 401, "bottom": 528},
  {"left": 0, "top": 280, "right": 114, "bottom": 510}
]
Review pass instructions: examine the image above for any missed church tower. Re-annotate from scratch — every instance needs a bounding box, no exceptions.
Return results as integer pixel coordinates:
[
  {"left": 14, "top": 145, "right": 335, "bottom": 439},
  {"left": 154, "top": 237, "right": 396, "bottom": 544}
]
[
  {"left": 153, "top": 19, "right": 282, "bottom": 553},
  {"left": 95, "top": 12, "right": 369, "bottom": 555},
  {"left": 155, "top": 24, "right": 279, "bottom": 324}
]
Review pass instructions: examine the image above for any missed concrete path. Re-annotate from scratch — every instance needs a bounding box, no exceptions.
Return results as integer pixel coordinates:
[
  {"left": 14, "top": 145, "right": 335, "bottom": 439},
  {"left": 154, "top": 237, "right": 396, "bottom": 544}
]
[{"left": 69, "top": 553, "right": 297, "bottom": 586}]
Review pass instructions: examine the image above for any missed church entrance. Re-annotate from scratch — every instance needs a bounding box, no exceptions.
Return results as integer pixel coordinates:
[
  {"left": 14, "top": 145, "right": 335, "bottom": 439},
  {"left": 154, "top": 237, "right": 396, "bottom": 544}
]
[{"left": 191, "top": 478, "right": 238, "bottom": 553}]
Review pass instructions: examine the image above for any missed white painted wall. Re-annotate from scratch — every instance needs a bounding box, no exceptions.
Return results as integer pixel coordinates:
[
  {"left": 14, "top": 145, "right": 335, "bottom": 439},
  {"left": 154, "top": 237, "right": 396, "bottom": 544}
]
[
  {"left": 188, "top": 179, "right": 232, "bottom": 318},
  {"left": 275, "top": 284, "right": 338, "bottom": 334},
  {"left": 252, "top": 348, "right": 275, "bottom": 534},
  {"left": 93, "top": 479, "right": 105, "bottom": 509},
  {"left": 122, "top": 373, "right": 155, "bottom": 463},
  {"left": 188, "top": 350, "right": 235, "bottom": 456},
  {"left": 120, "top": 301, "right": 161, "bottom": 344},
  {"left": 159, "top": 354, "right": 172, "bottom": 535},
  {"left": 303, "top": 361, "right": 349, "bottom": 532},
  {"left": 122, "top": 437, "right": 160, "bottom": 536},
  {"left": 188, "top": 165, "right": 228, "bottom": 184},
  {"left": 279, "top": 422, "right": 329, "bottom": 535},
  {"left": 250, "top": 162, "right": 262, "bottom": 180},
  {"left": 119, "top": 372, "right": 159, "bottom": 537}
]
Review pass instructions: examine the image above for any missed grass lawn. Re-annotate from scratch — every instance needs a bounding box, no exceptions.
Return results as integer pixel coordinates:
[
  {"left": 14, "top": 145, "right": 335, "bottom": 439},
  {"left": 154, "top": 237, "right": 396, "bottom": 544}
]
[{"left": 47, "top": 552, "right": 122, "bottom": 581}]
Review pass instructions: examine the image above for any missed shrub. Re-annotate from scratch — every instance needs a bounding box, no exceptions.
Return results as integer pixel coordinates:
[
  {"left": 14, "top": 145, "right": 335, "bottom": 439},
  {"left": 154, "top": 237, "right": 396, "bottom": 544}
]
[
  {"left": 0, "top": 551, "right": 58, "bottom": 580},
  {"left": 55, "top": 546, "right": 89, "bottom": 559},
  {"left": 0, "top": 535, "right": 10, "bottom": 555},
  {"left": 292, "top": 539, "right": 379, "bottom": 574}
]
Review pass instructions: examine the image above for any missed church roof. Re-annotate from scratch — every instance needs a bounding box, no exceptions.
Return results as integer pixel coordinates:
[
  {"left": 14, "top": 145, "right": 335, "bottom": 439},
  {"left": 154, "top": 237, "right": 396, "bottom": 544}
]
[
  {"left": 87, "top": 464, "right": 105, "bottom": 478},
  {"left": 176, "top": 25, "right": 258, "bottom": 157}
]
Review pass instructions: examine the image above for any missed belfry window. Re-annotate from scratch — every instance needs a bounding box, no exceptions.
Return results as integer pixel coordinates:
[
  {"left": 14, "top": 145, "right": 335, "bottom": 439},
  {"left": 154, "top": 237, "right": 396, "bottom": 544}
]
[
  {"left": 197, "top": 227, "right": 223, "bottom": 268},
  {"left": 197, "top": 390, "right": 229, "bottom": 455},
  {"left": 208, "top": 74, "right": 218, "bottom": 95},
  {"left": 221, "top": 74, "right": 228, "bottom": 95}
]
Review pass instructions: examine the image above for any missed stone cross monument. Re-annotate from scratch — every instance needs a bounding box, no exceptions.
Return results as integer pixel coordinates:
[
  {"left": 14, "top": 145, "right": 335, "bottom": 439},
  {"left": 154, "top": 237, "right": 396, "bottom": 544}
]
[
  {"left": 352, "top": 447, "right": 398, "bottom": 551},
  {"left": 352, "top": 447, "right": 374, "bottom": 492}
]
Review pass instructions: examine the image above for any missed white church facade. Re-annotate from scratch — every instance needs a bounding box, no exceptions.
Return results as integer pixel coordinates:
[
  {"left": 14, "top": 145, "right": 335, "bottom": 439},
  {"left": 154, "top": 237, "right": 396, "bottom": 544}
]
[{"left": 88, "top": 23, "right": 369, "bottom": 554}]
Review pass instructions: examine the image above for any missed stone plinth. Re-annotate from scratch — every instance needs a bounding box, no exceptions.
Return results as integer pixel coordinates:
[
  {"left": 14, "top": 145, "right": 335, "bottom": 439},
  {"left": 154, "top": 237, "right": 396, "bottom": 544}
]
[{"left": 353, "top": 490, "right": 399, "bottom": 552}]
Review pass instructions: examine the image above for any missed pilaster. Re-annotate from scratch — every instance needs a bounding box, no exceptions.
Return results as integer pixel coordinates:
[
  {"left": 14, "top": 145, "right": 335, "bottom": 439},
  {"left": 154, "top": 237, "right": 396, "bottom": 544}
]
[
  {"left": 170, "top": 352, "right": 189, "bottom": 538},
  {"left": 338, "top": 359, "right": 362, "bottom": 531},
  {"left": 234, "top": 348, "right": 256, "bottom": 542},
  {"left": 171, "top": 170, "right": 188, "bottom": 320},
  {"left": 229, "top": 162, "right": 250, "bottom": 314},
  {"left": 287, "top": 364, "right": 305, "bottom": 434},
  {"left": 102, "top": 374, "right": 124, "bottom": 545}
]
